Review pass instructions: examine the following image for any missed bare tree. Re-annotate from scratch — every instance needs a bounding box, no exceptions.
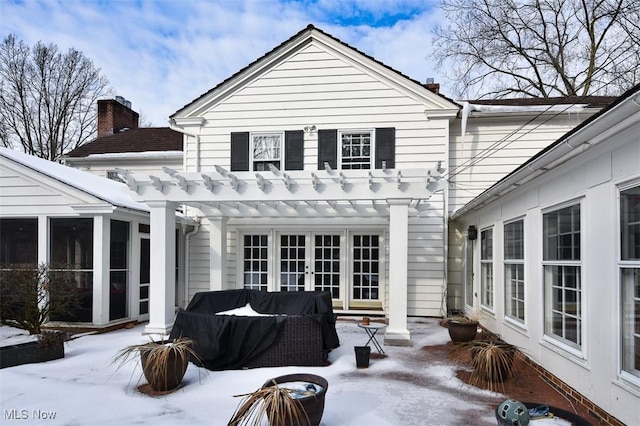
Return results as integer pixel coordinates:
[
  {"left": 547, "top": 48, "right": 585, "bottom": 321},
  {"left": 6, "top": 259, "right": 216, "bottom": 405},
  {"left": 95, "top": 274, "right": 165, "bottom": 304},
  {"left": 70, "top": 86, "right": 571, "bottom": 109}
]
[
  {"left": 433, "top": 0, "right": 640, "bottom": 98},
  {"left": 0, "top": 34, "right": 111, "bottom": 161}
]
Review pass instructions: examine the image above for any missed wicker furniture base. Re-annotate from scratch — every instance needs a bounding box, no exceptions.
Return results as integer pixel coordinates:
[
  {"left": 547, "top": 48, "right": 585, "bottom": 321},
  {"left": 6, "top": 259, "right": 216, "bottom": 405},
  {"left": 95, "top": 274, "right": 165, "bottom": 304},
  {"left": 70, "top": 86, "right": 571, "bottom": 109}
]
[{"left": 246, "top": 316, "right": 324, "bottom": 368}]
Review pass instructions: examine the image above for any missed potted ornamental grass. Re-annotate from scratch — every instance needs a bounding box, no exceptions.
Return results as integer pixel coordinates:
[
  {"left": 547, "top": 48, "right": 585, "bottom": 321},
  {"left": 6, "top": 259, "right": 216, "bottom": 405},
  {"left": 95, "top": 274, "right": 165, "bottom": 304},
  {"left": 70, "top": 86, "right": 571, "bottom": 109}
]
[
  {"left": 229, "top": 373, "right": 328, "bottom": 426},
  {"left": 112, "top": 337, "right": 199, "bottom": 393}
]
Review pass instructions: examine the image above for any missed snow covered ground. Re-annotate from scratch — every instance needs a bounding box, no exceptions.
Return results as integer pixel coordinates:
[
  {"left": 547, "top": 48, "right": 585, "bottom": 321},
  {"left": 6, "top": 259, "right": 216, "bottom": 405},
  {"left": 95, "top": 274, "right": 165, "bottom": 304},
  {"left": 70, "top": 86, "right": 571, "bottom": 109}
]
[{"left": 0, "top": 318, "right": 505, "bottom": 425}]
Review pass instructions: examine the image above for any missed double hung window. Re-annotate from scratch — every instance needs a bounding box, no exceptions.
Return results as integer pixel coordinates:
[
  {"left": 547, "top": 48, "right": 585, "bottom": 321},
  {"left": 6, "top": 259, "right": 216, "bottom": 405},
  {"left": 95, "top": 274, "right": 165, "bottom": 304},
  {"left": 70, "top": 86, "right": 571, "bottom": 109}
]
[
  {"left": 543, "top": 203, "right": 582, "bottom": 349},
  {"left": 480, "top": 228, "right": 494, "bottom": 310},
  {"left": 252, "top": 133, "right": 282, "bottom": 171},
  {"left": 340, "top": 132, "right": 371, "bottom": 169},
  {"left": 620, "top": 184, "right": 640, "bottom": 380},
  {"left": 504, "top": 220, "right": 525, "bottom": 323}
]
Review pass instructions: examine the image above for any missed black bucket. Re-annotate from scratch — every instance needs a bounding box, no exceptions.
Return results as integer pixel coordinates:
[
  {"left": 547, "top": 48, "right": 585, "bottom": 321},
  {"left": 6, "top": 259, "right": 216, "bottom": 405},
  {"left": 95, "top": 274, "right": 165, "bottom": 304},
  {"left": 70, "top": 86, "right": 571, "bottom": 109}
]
[{"left": 354, "top": 346, "right": 371, "bottom": 368}]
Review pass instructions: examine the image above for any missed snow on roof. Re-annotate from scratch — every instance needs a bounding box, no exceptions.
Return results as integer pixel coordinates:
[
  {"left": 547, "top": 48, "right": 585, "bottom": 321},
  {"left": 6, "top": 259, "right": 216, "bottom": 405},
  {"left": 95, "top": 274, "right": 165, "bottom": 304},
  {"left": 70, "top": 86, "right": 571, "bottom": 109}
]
[
  {"left": 0, "top": 147, "right": 149, "bottom": 213},
  {"left": 467, "top": 103, "right": 591, "bottom": 114}
]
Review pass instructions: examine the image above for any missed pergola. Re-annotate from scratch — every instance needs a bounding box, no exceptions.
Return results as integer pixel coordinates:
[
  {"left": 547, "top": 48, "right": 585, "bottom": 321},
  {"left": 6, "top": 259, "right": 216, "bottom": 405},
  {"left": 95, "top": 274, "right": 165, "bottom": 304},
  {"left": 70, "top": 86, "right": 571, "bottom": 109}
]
[{"left": 118, "top": 163, "right": 445, "bottom": 344}]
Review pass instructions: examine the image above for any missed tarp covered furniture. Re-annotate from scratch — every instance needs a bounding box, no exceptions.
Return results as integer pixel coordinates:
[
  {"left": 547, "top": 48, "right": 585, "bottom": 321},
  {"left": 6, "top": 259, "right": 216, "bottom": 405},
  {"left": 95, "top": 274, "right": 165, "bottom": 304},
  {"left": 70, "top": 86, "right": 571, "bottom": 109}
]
[{"left": 168, "top": 289, "right": 340, "bottom": 370}]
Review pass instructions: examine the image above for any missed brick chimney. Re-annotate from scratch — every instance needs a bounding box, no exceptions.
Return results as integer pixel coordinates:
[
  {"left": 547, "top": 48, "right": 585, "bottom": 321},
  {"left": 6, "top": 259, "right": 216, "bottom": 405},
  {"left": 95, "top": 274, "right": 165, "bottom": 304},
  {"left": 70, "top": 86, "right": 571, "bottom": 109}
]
[
  {"left": 97, "top": 97, "right": 139, "bottom": 138},
  {"left": 424, "top": 78, "right": 440, "bottom": 95}
]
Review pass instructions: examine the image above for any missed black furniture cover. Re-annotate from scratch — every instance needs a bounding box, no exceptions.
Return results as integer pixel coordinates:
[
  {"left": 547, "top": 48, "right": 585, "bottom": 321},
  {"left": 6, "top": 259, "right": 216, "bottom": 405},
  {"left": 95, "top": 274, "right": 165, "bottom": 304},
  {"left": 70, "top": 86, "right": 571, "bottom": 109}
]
[{"left": 168, "top": 289, "right": 340, "bottom": 370}]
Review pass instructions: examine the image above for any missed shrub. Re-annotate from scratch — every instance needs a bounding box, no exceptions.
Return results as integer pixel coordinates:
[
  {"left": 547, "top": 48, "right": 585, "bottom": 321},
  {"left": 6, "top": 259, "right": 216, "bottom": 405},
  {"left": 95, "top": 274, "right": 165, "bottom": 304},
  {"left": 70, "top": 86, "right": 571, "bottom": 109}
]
[{"left": 0, "top": 263, "right": 81, "bottom": 334}]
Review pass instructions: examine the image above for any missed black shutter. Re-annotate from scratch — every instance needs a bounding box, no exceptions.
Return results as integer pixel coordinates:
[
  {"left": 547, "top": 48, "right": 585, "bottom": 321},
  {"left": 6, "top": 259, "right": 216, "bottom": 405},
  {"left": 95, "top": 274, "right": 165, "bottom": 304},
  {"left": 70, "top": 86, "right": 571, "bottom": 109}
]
[
  {"left": 230, "top": 132, "right": 249, "bottom": 171},
  {"left": 318, "top": 129, "right": 337, "bottom": 170},
  {"left": 284, "top": 130, "right": 304, "bottom": 170},
  {"left": 375, "top": 127, "right": 395, "bottom": 169}
]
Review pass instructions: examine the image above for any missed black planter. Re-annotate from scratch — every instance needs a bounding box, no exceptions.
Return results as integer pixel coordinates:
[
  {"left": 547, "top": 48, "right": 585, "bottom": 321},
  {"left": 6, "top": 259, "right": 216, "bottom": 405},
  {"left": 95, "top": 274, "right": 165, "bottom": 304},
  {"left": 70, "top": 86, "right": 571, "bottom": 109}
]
[
  {"left": 447, "top": 320, "right": 479, "bottom": 343},
  {"left": 0, "top": 340, "right": 64, "bottom": 369},
  {"left": 262, "top": 373, "right": 328, "bottom": 426},
  {"left": 354, "top": 345, "right": 371, "bottom": 368}
]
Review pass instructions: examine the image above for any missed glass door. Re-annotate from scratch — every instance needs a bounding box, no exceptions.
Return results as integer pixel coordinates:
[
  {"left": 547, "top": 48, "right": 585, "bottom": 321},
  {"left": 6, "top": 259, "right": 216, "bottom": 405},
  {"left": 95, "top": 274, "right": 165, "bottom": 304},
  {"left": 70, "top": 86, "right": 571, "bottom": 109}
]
[
  {"left": 139, "top": 236, "right": 150, "bottom": 319},
  {"left": 277, "top": 233, "right": 342, "bottom": 298}
]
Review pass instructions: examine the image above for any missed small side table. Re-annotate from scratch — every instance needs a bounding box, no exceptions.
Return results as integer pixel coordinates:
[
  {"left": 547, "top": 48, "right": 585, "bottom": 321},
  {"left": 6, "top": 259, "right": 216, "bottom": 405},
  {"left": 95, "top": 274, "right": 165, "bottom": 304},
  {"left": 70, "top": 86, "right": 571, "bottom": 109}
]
[{"left": 358, "top": 322, "right": 387, "bottom": 354}]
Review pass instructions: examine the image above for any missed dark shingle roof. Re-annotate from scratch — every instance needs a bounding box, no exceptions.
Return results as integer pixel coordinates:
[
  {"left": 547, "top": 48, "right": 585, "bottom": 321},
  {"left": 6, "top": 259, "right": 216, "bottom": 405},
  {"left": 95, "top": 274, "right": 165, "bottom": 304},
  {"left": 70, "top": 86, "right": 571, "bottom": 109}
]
[
  {"left": 65, "top": 127, "right": 182, "bottom": 158},
  {"left": 466, "top": 96, "right": 618, "bottom": 108}
]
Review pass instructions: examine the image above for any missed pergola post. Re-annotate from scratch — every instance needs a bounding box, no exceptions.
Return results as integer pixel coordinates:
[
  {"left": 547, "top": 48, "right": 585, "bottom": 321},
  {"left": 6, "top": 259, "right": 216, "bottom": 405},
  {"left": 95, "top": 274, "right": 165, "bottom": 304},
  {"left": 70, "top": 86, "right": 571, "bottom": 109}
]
[
  {"left": 208, "top": 216, "right": 228, "bottom": 291},
  {"left": 145, "top": 201, "right": 176, "bottom": 335},
  {"left": 385, "top": 198, "right": 412, "bottom": 346}
]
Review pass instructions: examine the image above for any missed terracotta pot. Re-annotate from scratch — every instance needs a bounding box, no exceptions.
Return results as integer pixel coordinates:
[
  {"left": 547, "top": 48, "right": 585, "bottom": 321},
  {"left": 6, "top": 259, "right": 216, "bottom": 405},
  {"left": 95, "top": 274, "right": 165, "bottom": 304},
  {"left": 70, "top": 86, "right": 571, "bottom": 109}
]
[{"left": 447, "top": 320, "right": 479, "bottom": 343}]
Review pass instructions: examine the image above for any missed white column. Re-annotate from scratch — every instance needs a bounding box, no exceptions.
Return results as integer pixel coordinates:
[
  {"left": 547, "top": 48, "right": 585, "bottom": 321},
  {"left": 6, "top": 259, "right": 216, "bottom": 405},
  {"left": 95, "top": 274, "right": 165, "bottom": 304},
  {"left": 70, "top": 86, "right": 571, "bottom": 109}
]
[
  {"left": 208, "top": 216, "right": 228, "bottom": 291},
  {"left": 385, "top": 199, "right": 412, "bottom": 346},
  {"left": 93, "top": 216, "right": 110, "bottom": 325},
  {"left": 145, "top": 201, "right": 176, "bottom": 335}
]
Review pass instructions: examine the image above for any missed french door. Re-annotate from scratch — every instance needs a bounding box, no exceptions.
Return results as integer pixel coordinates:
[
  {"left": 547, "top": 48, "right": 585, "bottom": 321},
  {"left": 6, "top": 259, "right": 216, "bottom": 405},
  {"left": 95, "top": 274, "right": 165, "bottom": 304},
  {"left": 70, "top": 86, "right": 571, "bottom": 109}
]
[{"left": 277, "top": 233, "right": 341, "bottom": 299}]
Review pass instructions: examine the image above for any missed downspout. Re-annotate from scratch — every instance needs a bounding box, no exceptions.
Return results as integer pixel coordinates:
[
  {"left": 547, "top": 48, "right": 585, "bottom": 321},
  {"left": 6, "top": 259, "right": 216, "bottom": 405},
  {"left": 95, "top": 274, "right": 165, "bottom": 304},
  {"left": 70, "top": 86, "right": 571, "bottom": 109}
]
[
  {"left": 183, "top": 218, "right": 201, "bottom": 308},
  {"left": 169, "top": 121, "right": 201, "bottom": 173}
]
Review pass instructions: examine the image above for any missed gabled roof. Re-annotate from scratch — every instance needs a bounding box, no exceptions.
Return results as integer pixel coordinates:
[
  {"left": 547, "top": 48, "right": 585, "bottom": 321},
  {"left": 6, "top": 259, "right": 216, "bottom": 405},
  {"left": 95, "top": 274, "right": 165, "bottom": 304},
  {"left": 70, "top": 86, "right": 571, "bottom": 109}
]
[
  {"left": 171, "top": 24, "right": 459, "bottom": 119},
  {"left": 0, "top": 147, "right": 149, "bottom": 213},
  {"left": 65, "top": 127, "right": 182, "bottom": 158}
]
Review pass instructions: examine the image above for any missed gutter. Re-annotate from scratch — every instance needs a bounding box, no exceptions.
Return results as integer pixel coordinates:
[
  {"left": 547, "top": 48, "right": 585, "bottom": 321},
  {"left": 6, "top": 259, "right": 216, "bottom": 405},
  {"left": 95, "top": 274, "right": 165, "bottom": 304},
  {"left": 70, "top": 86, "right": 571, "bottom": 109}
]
[
  {"left": 450, "top": 87, "right": 640, "bottom": 220},
  {"left": 183, "top": 218, "right": 201, "bottom": 308}
]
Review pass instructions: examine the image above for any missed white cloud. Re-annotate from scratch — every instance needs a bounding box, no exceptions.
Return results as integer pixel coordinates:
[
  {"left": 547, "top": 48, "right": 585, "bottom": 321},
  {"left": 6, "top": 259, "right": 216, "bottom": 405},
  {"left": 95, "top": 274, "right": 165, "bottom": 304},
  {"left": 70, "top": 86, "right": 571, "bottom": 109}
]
[{"left": 2, "top": 0, "right": 449, "bottom": 126}]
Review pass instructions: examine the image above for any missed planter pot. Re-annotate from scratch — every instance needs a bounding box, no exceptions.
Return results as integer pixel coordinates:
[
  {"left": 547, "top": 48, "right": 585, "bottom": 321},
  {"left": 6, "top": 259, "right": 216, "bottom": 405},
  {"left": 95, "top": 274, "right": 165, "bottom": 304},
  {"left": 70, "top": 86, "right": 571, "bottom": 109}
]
[
  {"left": 262, "top": 373, "right": 328, "bottom": 426},
  {"left": 354, "top": 345, "right": 371, "bottom": 368},
  {"left": 140, "top": 345, "right": 189, "bottom": 392},
  {"left": 0, "top": 340, "right": 64, "bottom": 369},
  {"left": 496, "top": 402, "right": 593, "bottom": 426},
  {"left": 447, "top": 320, "right": 479, "bottom": 343}
]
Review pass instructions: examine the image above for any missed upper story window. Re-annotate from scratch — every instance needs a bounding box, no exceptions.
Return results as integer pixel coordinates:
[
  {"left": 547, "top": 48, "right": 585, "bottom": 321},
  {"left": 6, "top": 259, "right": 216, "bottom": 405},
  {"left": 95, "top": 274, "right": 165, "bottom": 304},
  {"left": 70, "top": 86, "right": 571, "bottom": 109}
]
[
  {"left": 230, "top": 131, "right": 303, "bottom": 171},
  {"left": 252, "top": 133, "right": 282, "bottom": 171},
  {"left": 340, "top": 131, "right": 371, "bottom": 169},
  {"left": 106, "top": 170, "right": 124, "bottom": 183}
]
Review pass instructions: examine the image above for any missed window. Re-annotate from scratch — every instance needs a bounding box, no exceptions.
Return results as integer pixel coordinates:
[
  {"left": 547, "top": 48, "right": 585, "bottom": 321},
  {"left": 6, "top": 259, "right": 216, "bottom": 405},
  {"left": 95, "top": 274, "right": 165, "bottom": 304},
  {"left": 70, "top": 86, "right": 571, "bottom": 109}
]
[
  {"left": 340, "top": 132, "right": 371, "bottom": 169},
  {"left": 480, "top": 228, "right": 493, "bottom": 310},
  {"left": 318, "top": 128, "right": 395, "bottom": 170},
  {"left": 50, "top": 218, "right": 93, "bottom": 322},
  {"left": 543, "top": 203, "right": 581, "bottom": 349},
  {"left": 620, "top": 184, "right": 640, "bottom": 379},
  {"left": 252, "top": 133, "right": 282, "bottom": 171},
  {"left": 0, "top": 218, "right": 38, "bottom": 265},
  {"left": 504, "top": 220, "right": 525, "bottom": 323},
  {"left": 352, "top": 235, "right": 380, "bottom": 301},
  {"left": 243, "top": 235, "right": 268, "bottom": 291},
  {"left": 106, "top": 170, "right": 124, "bottom": 183},
  {"left": 230, "top": 131, "right": 303, "bottom": 171}
]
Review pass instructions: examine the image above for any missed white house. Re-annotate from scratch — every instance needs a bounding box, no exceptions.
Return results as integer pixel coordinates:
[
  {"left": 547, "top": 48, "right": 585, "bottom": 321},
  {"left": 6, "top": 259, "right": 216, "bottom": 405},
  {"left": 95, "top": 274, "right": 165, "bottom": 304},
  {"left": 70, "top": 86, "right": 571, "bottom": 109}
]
[
  {"left": 86, "top": 25, "right": 611, "bottom": 343},
  {"left": 449, "top": 84, "right": 640, "bottom": 426}
]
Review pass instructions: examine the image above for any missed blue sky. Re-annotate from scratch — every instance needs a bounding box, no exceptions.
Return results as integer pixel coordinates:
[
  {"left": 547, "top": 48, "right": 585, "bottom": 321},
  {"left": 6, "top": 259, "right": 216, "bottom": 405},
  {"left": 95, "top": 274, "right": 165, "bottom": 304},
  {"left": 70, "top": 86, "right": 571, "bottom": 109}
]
[{"left": 1, "top": 0, "right": 447, "bottom": 125}]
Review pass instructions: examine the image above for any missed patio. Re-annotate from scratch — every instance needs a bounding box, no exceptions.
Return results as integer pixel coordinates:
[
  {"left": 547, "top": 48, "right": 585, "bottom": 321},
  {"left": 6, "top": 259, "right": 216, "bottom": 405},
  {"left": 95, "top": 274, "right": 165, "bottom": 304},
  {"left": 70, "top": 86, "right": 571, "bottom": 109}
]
[{"left": 0, "top": 318, "right": 592, "bottom": 425}]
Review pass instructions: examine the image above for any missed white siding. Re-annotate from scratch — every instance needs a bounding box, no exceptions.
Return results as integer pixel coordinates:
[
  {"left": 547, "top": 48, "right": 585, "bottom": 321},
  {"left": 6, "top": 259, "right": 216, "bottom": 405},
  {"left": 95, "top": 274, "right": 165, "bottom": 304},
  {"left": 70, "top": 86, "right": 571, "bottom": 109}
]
[
  {"left": 66, "top": 158, "right": 183, "bottom": 180},
  {"left": 0, "top": 161, "right": 92, "bottom": 216},
  {"left": 454, "top": 119, "right": 640, "bottom": 426},
  {"left": 448, "top": 112, "right": 597, "bottom": 213}
]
